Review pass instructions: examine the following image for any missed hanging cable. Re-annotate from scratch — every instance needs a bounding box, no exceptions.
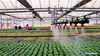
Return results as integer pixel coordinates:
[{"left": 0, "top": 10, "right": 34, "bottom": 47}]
[
  {"left": 38, "top": 0, "right": 42, "bottom": 19},
  {"left": 67, "top": 0, "right": 71, "bottom": 8},
  {"left": 70, "top": 0, "right": 74, "bottom": 17},
  {"left": 91, "top": 0, "right": 97, "bottom": 8},
  {"left": 82, "top": 0, "right": 97, "bottom": 18},
  {"left": 82, "top": 0, "right": 86, "bottom": 8},
  {"left": 30, "top": 0, "right": 33, "bottom": 6},
  {"left": 49, "top": 0, "right": 50, "bottom": 7},
  {"left": 10, "top": 0, "right": 15, "bottom": 8},
  {"left": 58, "top": 0, "right": 60, "bottom": 8},
  {"left": 30, "top": 0, "right": 34, "bottom": 19},
  {"left": 15, "top": 0, "right": 18, "bottom": 8},
  {"left": 47, "top": 0, "right": 50, "bottom": 17},
  {"left": 10, "top": 0, "right": 18, "bottom": 19},
  {"left": 24, "top": 0, "right": 31, "bottom": 19},
  {"left": 70, "top": 0, "right": 72, "bottom": 8},
  {"left": 0, "top": 0, "right": 7, "bottom": 9},
  {"left": 77, "top": 0, "right": 82, "bottom": 17},
  {"left": 81, "top": 0, "right": 86, "bottom": 17},
  {"left": 90, "top": 0, "right": 97, "bottom": 18},
  {"left": 83, "top": 0, "right": 97, "bottom": 17},
  {"left": 20, "top": 1, "right": 25, "bottom": 19},
  {"left": 24, "top": 12, "right": 34, "bottom": 19},
  {"left": 0, "top": 0, "right": 8, "bottom": 21},
  {"left": 39, "top": 0, "right": 42, "bottom": 8}
]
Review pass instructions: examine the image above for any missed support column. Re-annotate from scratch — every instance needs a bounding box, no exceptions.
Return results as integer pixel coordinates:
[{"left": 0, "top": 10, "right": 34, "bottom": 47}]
[
  {"left": 23, "top": 20, "right": 24, "bottom": 27},
  {"left": 0, "top": 15, "right": 3, "bottom": 30},
  {"left": 32, "top": 20, "right": 34, "bottom": 27},
  {"left": 7, "top": 20, "right": 8, "bottom": 29},
  {"left": 12, "top": 20, "right": 13, "bottom": 29},
  {"left": 1, "top": 19, "right": 2, "bottom": 30},
  {"left": 51, "top": 11, "right": 56, "bottom": 23},
  {"left": 40, "top": 20, "right": 41, "bottom": 27},
  {"left": 96, "top": 14, "right": 98, "bottom": 27}
]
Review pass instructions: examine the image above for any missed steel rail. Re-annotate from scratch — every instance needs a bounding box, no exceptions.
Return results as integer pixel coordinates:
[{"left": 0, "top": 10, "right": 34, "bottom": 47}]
[
  {"left": 1, "top": 8, "right": 100, "bottom": 10},
  {"left": 0, "top": 10, "right": 100, "bottom": 13},
  {"left": 18, "top": 0, "right": 42, "bottom": 20},
  {"left": 56, "top": 0, "right": 92, "bottom": 20}
]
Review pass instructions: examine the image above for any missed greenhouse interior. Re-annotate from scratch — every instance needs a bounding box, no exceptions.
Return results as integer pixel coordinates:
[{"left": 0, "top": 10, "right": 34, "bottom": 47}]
[{"left": 0, "top": 0, "right": 100, "bottom": 56}]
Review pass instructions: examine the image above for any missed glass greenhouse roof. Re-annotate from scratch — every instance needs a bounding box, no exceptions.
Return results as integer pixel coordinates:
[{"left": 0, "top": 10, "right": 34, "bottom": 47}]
[{"left": 0, "top": 0, "right": 100, "bottom": 20}]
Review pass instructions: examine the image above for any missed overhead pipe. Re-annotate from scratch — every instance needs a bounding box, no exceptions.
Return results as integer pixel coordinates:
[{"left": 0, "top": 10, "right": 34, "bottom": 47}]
[
  {"left": 56, "top": 0, "right": 92, "bottom": 21},
  {"left": 18, "top": 0, "right": 42, "bottom": 20}
]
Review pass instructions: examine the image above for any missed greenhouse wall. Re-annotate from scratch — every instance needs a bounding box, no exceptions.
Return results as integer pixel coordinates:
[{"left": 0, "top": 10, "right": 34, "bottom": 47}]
[{"left": 0, "top": 23, "right": 14, "bottom": 29}]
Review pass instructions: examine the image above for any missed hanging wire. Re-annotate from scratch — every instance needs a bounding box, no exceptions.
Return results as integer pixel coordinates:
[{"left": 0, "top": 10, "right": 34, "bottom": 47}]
[
  {"left": 25, "top": 0, "right": 33, "bottom": 19},
  {"left": 23, "top": 12, "right": 32, "bottom": 19},
  {"left": 91, "top": 0, "right": 97, "bottom": 8},
  {"left": 0, "top": 0, "right": 7, "bottom": 9},
  {"left": 38, "top": 0, "right": 42, "bottom": 20},
  {"left": 15, "top": 0, "right": 18, "bottom": 8},
  {"left": 81, "top": 0, "right": 86, "bottom": 17},
  {"left": 10, "top": 0, "right": 18, "bottom": 19},
  {"left": 82, "top": 0, "right": 86, "bottom": 8},
  {"left": 90, "top": 0, "right": 98, "bottom": 18},
  {"left": 30, "top": 0, "right": 34, "bottom": 19},
  {"left": 82, "top": 0, "right": 97, "bottom": 17},
  {"left": 77, "top": 0, "right": 83, "bottom": 17},
  {"left": 30, "top": 0, "right": 33, "bottom": 6},
  {"left": 47, "top": 0, "right": 50, "bottom": 19},
  {"left": 10, "top": 0, "right": 15, "bottom": 8},
  {"left": 20, "top": 1, "right": 25, "bottom": 19},
  {"left": 67, "top": 0, "right": 71, "bottom": 8},
  {"left": 79, "top": 0, "right": 81, "bottom": 8},
  {"left": 0, "top": 0, "right": 8, "bottom": 22},
  {"left": 49, "top": 0, "right": 50, "bottom": 7},
  {"left": 70, "top": 0, "right": 72, "bottom": 8},
  {"left": 0, "top": 0, "right": 8, "bottom": 28},
  {"left": 84, "top": 0, "right": 97, "bottom": 17},
  {"left": 39, "top": 0, "right": 42, "bottom": 8},
  {"left": 58, "top": 0, "right": 60, "bottom": 8},
  {"left": 18, "top": 0, "right": 32, "bottom": 20},
  {"left": 73, "top": 0, "right": 76, "bottom": 17}
]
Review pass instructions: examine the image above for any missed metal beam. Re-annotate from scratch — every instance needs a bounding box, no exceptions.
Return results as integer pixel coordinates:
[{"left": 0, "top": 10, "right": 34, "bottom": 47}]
[
  {"left": 5, "top": 16, "right": 100, "bottom": 20},
  {"left": 0, "top": 8, "right": 100, "bottom": 10},
  {"left": 17, "top": 0, "right": 42, "bottom": 20},
  {"left": 0, "top": 13, "right": 22, "bottom": 19},
  {"left": 56, "top": 0, "right": 92, "bottom": 20},
  {"left": 84, "top": 12, "right": 99, "bottom": 16},
  {"left": 1, "top": 10, "right": 100, "bottom": 13},
  {"left": 0, "top": 10, "right": 49, "bottom": 13}
]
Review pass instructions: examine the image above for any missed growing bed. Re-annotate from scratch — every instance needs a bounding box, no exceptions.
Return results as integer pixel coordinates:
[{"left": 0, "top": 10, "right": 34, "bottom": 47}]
[
  {"left": 0, "top": 37, "right": 100, "bottom": 56},
  {"left": 0, "top": 27, "right": 100, "bottom": 56}
]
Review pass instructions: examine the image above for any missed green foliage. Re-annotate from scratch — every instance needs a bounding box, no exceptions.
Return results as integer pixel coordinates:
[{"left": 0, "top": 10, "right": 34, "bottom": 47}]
[{"left": 0, "top": 38, "right": 99, "bottom": 56}]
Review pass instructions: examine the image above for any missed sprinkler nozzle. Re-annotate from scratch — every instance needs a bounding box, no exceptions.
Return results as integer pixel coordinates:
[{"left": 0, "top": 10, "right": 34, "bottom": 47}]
[
  {"left": 70, "top": 24, "right": 72, "bottom": 26},
  {"left": 64, "top": 24, "right": 67, "bottom": 29},
  {"left": 81, "top": 24, "right": 84, "bottom": 27},
  {"left": 74, "top": 24, "right": 77, "bottom": 27}
]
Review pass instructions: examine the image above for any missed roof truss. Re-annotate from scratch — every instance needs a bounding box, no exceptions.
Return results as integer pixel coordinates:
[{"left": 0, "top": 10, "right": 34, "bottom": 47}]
[
  {"left": 18, "top": 0, "right": 42, "bottom": 20},
  {"left": 56, "top": 0, "right": 92, "bottom": 21}
]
